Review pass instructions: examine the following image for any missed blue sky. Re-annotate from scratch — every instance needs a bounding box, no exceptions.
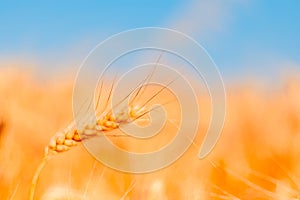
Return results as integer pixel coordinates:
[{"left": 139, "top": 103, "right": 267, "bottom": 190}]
[{"left": 0, "top": 0, "right": 299, "bottom": 81}]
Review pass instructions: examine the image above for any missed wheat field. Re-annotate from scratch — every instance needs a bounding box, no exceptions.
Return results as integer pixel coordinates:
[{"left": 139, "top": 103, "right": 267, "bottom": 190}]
[{"left": 0, "top": 66, "right": 300, "bottom": 200}]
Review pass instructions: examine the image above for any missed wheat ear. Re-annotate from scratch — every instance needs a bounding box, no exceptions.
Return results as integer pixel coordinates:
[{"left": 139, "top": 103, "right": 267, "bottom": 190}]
[
  {"left": 29, "top": 105, "right": 144, "bottom": 200},
  {"left": 29, "top": 52, "right": 166, "bottom": 200}
]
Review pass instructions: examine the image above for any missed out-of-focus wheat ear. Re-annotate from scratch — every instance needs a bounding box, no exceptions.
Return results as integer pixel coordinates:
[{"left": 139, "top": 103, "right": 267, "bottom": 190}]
[
  {"left": 211, "top": 184, "right": 240, "bottom": 200},
  {"left": 0, "top": 119, "right": 4, "bottom": 147},
  {"left": 249, "top": 168, "right": 299, "bottom": 196},
  {"left": 208, "top": 159, "right": 282, "bottom": 199},
  {"left": 0, "top": 118, "right": 4, "bottom": 132},
  {"left": 272, "top": 158, "right": 300, "bottom": 192},
  {"left": 0, "top": 118, "right": 5, "bottom": 141}
]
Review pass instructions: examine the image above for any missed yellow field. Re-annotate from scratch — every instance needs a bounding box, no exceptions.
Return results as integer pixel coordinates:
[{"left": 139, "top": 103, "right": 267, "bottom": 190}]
[{"left": 0, "top": 67, "right": 300, "bottom": 199}]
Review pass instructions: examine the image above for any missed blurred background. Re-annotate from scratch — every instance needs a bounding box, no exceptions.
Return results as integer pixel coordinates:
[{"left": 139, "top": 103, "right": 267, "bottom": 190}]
[{"left": 1, "top": 0, "right": 300, "bottom": 199}]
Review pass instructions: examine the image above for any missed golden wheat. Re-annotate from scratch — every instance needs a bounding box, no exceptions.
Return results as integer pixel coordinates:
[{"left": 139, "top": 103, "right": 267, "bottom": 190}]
[
  {"left": 45, "top": 105, "right": 143, "bottom": 155},
  {"left": 29, "top": 104, "right": 145, "bottom": 200},
  {"left": 3, "top": 65, "right": 299, "bottom": 199}
]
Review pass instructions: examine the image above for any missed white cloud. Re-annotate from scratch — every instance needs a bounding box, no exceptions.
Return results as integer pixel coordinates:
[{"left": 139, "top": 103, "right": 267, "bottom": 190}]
[{"left": 167, "top": 0, "right": 248, "bottom": 38}]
